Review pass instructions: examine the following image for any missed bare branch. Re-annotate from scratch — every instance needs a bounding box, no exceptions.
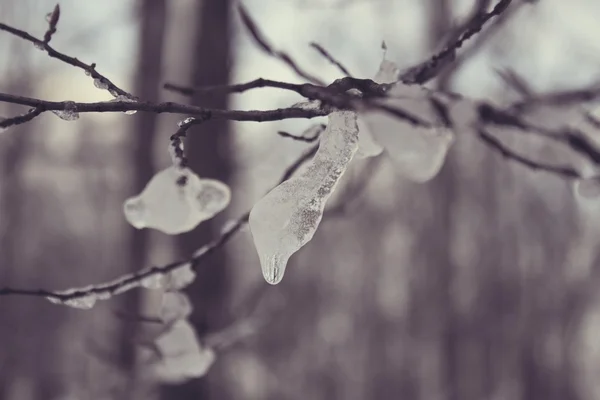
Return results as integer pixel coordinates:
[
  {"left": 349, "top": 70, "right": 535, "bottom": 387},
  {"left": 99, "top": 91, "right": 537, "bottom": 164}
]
[
  {"left": 400, "top": 0, "right": 514, "bottom": 84},
  {"left": 0, "top": 107, "right": 43, "bottom": 131},
  {"left": 277, "top": 123, "right": 325, "bottom": 142},
  {"left": 309, "top": 42, "right": 353, "bottom": 77},
  {"left": 0, "top": 21, "right": 130, "bottom": 97},
  {"left": 478, "top": 128, "right": 582, "bottom": 179},
  {"left": 0, "top": 92, "right": 328, "bottom": 121},
  {"left": 237, "top": 4, "right": 325, "bottom": 85}
]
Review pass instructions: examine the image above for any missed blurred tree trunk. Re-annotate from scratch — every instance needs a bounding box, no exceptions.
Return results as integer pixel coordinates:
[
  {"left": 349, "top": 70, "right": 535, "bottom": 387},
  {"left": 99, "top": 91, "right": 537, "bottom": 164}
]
[
  {"left": 122, "top": 0, "right": 167, "bottom": 386},
  {"left": 0, "top": 82, "right": 33, "bottom": 400},
  {"left": 162, "top": 0, "right": 232, "bottom": 398}
]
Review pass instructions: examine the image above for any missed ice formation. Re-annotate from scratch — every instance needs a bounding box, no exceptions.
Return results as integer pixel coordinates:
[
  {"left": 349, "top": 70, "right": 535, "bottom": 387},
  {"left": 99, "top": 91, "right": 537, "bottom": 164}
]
[
  {"left": 361, "top": 58, "right": 455, "bottom": 182},
  {"left": 249, "top": 111, "right": 359, "bottom": 284},
  {"left": 150, "top": 319, "right": 216, "bottom": 383},
  {"left": 123, "top": 166, "right": 230, "bottom": 235}
]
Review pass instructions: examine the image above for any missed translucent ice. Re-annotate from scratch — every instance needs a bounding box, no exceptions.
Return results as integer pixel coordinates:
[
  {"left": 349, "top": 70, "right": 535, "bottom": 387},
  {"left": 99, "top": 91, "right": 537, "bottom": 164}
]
[
  {"left": 123, "top": 166, "right": 230, "bottom": 235},
  {"left": 352, "top": 54, "right": 454, "bottom": 180},
  {"left": 47, "top": 292, "right": 97, "bottom": 309},
  {"left": 93, "top": 78, "right": 109, "bottom": 90},
  {"left": 249, "top": 111, "right": 359, "bottom": 284},
  {"left": 362, "top": 61, "right": 454, "bottom": 181},
  {"left": 51, "top": 101, "right": 80, "bottom": 121},
  {"left": 150, "top": 319, "right": 216, "bottom": 383},
  {"left": 160, "top": 292, "right": 192, "bottom": 324}
]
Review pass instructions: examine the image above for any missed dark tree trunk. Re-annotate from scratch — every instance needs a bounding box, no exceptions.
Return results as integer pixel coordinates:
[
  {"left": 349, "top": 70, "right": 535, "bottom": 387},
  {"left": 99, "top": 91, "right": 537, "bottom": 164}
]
[
  {"left": 121, "top": 0, "right": 167, "bottom": 387},
  {"left": 161, "top": 0, "right": 232, "bottom": 398}
]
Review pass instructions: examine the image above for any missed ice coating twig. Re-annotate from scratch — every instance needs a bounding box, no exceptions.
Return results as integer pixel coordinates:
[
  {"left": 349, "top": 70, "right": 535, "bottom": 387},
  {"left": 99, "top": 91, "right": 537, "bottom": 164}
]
[{"left": 249, "top": 111, "right": 359, "bottom": 284}]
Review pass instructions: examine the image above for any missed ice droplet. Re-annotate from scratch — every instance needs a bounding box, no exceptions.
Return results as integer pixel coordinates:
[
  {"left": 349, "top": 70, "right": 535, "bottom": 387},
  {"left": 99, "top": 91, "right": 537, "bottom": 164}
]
[
  {"left": 123, "top": 166, "right": 230, "bottom": 235},
  {"left": 51, "top": 101, "right": 80, "bottom": 121},
  {"left": 93, "top": 78, "right": 109, "bottom": 90},
  {"left": 249, "top": 111, "right": 358, "bottom": 284},
  {"left": 33, "top": 42, "right": 45, "bottom": 51}
]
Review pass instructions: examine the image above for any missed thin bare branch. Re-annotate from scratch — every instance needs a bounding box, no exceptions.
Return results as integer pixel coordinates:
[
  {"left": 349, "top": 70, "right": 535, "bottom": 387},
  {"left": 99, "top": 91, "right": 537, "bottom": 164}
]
[
  {"left": 0, "top": 92, "right": 328, "bottom": 121},
  {"left": 478, "top": 128, "right": 582, "bottom": 178},
  {"left": 0, "top": 107, "right": 43, "bottom": 131},
  {"left": 0, "top": 21, "right": 130, "bottom": 97},
  {"left": 309, "top": 42, "right": 353, "bottom": 77},
  {"left": 277, "top": 123, "right": 325, "bottom": 142},
  {"left": 43, "top": 4, "right": 60, "bottom": 44},
  {"left": 400, "top": 0, "right": 514, "bottom": 84},
  {"left": 237, "top": 4, "right": 325, "bottom": 85}
]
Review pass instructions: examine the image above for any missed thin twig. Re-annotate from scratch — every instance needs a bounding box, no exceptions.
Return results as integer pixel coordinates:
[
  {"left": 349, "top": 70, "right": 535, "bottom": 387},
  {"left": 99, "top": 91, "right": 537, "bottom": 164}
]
[
  {"left": 237, "top": 4, "right": 325, "bottom": 85},
  {"left": 0, "top": 22, "right": 130, "bottom": 97},
  {"left": 0, "top": 107, "right": 43, "bottom": 131},
  {"left": 43, "top": 4, "right": 60, "bottom": 44},
  {"left": 400, "top": 0, "right": 514, "bottom": 84},
  {"left": 277, "top": 123, "right": 325, "bottom": 142},
  {"left": 478, "top": 128, "right": 582, "bottom": 179},
  {"left": 309, "top": 42, "right": 353, "bottom": 77}
]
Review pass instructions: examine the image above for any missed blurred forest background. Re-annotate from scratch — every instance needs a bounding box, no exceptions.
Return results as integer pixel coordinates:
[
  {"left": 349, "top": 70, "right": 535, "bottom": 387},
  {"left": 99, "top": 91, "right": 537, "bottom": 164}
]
[{"left": 2, "top": 0, "right": 600, "bottom": 399}]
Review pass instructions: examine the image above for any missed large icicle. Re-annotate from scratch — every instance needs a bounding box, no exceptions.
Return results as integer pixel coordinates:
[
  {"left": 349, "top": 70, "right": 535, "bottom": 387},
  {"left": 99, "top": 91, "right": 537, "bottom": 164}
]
[{"left": 249, "top": 111, "right": 359, "bottom": 284}]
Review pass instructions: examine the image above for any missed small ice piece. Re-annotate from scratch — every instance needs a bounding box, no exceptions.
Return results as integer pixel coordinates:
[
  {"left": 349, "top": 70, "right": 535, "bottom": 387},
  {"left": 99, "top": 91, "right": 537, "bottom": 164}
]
[
  {"left": 123, "top": 166, "right": 230, "bottom": 235},
  {"left": 163, "top": 263, "right": 196, "bottom": 290},
  {"left": 177, "top": 117, "right": 196, "bottom": 127},
  {"left": 47, "top": 293, "right": 97, "bottom": 310},
  {"left": 575, "top": 177, "right": 600, "bottom": 199},
  {"left": 51, "top": 101, "right": 80, "bottom": 121},
  {"left": 112, "top": 95, "right": 139, "bottom": 115},
  {"left": 150, "top": 319, "right": 216, "bottom": 383},
  {"left": 249, "top": 111, "right": 359, "bottom": 284},
  {"left": 160, "top": 292, "right": 192, "bottom": 323},
  {"left": 93, "top": 78, "right": 109, "bottom": 90}
]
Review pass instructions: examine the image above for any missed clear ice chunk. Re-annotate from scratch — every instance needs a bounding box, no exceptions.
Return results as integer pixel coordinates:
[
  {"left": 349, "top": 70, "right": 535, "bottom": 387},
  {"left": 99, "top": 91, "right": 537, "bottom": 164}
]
[
  {"left": 249, "top": 111, "right": 359, "bottom": 284},
  {"left": 123, "top": 166, "right": 230, "bottom": 235}
]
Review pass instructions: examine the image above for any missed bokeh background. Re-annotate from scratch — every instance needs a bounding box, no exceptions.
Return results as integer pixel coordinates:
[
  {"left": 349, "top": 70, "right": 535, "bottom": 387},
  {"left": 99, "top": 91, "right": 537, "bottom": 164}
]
[{"left": 2, "top": 0, "right": 600, "bottom": 399}]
